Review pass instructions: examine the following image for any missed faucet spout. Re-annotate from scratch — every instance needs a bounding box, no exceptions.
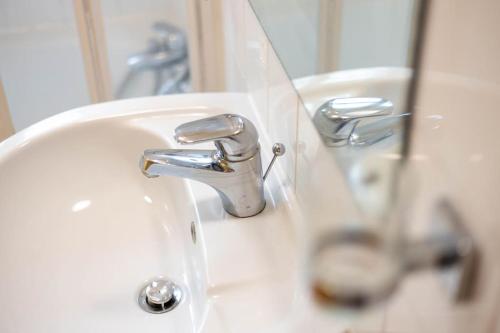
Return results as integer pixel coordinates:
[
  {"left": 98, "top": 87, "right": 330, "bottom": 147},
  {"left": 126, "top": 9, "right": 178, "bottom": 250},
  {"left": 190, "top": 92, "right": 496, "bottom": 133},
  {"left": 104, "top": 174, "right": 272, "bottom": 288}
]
[
  {"left": 140, "top": 147, "right": 266, "bottom": 217},
  {"left": 141, "top": 149, "right": 232, "bottom": 178}
]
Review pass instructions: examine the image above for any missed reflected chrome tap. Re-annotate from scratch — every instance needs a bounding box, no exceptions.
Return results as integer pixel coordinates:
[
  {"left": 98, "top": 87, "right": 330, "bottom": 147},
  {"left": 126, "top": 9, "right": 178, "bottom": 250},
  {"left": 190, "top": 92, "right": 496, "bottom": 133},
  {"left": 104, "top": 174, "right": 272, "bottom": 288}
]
[
  {"left": 116, "top": 21, "right": 190, "bottom": 98},
  {"left": 140, "top": 114, "right": 269, "bottom": 218},
  {"left": 313, "top": 97, "right": 397, "bottom": 147}
]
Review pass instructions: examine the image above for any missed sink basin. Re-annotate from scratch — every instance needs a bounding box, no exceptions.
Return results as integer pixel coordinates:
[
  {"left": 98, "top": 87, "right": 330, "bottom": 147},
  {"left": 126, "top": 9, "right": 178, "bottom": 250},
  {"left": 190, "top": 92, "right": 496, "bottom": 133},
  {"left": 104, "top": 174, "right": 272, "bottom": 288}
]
[{"left": 0, "top": 93, "right": 298, "bottom": 332}]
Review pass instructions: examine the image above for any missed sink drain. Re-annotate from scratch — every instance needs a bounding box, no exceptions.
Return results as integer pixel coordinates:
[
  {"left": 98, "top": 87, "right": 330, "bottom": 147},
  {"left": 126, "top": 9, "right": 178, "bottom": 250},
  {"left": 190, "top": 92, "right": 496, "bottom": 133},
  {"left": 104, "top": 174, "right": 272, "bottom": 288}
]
[{"left": 138, "top": 278, "right": 182, "bottom": 314}]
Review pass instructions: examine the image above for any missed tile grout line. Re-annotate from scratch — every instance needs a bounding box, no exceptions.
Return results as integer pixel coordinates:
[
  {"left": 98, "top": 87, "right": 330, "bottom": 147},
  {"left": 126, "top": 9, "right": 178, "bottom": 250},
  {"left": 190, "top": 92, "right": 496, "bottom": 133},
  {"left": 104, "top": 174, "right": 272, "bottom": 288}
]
[{"left": 262, "top": 35, "right": 269, "bottom": 133}]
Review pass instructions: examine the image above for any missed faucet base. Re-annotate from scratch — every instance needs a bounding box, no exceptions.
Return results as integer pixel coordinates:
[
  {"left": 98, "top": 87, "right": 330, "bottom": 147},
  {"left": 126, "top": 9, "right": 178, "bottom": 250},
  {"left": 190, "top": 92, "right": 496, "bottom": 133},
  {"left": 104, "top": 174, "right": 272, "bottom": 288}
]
[
  {"left": 224, "top": 200, "right": 266, "bottom": 218},
  {"left": 212, "top": 150, "right": 266, "bottom": 218}
]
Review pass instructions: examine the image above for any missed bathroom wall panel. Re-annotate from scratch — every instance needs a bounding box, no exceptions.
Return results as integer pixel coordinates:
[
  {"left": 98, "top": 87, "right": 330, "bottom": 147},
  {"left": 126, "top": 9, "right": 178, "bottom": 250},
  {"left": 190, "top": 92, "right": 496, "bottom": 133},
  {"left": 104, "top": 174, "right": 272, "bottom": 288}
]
[
  {"left": 223, "top": 0, "right": 500, "bottom": 332},
  {"left": 221, "top": 0, "right": 246, "bottom": 93},
  {"left": 242, "top": 1, "right": 269, "bottom": 130},
  {"left": 266, "top": 46, "right": 298, "bottom": 187},
  {"left": 222, "top": 0, "right": 382, "bottom": 330},
  {"left": 223, "top": 0, "right": 298, "bottom": 190},
  {"left": 384, "top": 0, "right": 500, "bottom": 332},
  {"left": 389, "top": 74, "right": 500, "bottom": 333},
  {"left": 0, "top": 0, "right": 90, "bottom": 130}
]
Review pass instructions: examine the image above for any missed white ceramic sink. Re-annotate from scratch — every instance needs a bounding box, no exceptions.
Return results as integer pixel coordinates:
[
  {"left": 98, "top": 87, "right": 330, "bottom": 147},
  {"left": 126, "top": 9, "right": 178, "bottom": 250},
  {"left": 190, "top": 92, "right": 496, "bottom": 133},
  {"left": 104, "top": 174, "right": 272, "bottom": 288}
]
[{"left": 0, "top": 93, "right": 298, "bottom": 333}]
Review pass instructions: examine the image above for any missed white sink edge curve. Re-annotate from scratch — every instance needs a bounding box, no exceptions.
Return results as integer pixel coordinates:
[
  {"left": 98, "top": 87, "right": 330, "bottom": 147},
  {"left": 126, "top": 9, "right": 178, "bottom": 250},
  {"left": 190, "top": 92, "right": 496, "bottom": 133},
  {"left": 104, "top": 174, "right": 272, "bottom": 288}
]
[{"left": 0, "top": 93, "right": 304, "bottom": 333}]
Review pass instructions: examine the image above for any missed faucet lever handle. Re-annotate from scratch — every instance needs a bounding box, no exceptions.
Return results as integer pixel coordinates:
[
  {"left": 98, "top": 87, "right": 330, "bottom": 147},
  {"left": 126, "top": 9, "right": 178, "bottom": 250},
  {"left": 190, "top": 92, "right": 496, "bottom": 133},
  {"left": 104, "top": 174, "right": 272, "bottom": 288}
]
[
  {"left": 319, "top": 97, "right": 393, "bottom": 121},
  {"left": 174, "top": 114, "right": 259, "bottom": 159}
]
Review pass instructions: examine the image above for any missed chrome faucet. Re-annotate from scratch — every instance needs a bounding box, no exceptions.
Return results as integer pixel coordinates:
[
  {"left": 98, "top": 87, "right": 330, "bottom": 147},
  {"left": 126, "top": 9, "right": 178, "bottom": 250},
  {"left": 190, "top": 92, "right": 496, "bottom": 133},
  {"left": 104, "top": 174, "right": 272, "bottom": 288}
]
[
  {"left": 313, "top": 97, "right": 401, "bottom": 147},
  {"left": 140, "top": 114, "right": 284, "bottom": 218},
  {"left": 116, "top": 21, "right": 190, "bottom": 98}
]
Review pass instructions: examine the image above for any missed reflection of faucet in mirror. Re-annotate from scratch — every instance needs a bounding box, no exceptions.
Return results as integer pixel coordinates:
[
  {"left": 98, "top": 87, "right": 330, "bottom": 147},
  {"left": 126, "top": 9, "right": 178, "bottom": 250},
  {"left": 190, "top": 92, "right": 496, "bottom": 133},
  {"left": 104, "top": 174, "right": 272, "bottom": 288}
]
[
  {"left": 116, "top": 21, "right": 190, "bottom": 98},
  {"left": 250, "top": 0, "right": 421, "bottom": 229},
  {"left": 310, "top": 95, "right": 410, "bottom": 220},
  {"left": 313, "top": 97, "right": 394, "bottom": 147},
  {"left": 310, "top": 94, "right": 411, "bottom": 219}
]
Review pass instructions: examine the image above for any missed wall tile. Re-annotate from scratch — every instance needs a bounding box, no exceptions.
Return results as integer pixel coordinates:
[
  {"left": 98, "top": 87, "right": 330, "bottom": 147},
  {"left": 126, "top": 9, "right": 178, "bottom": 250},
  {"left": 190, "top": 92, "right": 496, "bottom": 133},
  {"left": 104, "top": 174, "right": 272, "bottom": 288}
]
[
  {"left": 295, "top": 102, "right": 359, "bottom": 237},
  {"left": 266, "top": 46, "right": 298, "bottom": 187},
  {"left": 221, "top": 0, "right": 246, "bottom": 92},
  {"left": 243, "top": 1, "right": 268, "bottom": 129},
  {"left": 226, "top": 0, "right": 246, "bottom": 68}
]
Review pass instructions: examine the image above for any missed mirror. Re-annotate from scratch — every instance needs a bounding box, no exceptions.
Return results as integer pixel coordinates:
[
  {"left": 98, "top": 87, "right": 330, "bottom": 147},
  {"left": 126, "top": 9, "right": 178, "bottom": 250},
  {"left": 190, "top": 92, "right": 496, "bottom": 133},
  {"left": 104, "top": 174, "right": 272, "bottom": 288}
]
[{"left": 249, "top": 0, "right": 426, "bottom": 219}]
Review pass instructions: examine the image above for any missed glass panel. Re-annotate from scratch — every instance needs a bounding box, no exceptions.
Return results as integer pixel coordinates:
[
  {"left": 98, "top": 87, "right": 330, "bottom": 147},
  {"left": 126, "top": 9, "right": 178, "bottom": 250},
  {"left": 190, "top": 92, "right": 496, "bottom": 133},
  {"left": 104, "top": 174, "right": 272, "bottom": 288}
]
[
  {"left": 249, "top": 0, "right": 424, "bottom": 219},
  {"left": 0, "top": 0, "right": 90, "bottom": 130},
  {"left": 249, "top": 0, "right": 428, "bottom": 306},
  {"left": 100, "top": 0, "right": 190, "bottom": 99}
]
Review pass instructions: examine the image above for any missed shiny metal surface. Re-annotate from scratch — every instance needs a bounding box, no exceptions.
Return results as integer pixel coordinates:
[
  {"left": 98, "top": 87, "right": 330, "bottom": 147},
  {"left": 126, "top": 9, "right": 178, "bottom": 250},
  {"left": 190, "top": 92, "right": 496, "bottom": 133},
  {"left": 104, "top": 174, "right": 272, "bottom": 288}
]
[
  {"left": 138, "top": 278, "right": 183, "bottom": 314},
  {"left": 263, "top": 143, "right": 286, "bottom": 181},
  {"left": 146, "top": 280, "right": 174, "bottom": 305},
  {"left": 116, "top": 21, "right": 190, "bottom": 98},
  {"left": 174, "top": 114, "right": 260, "bottom": 161},
  {"left": 348, "top": 113, "right": 409, "bottom": 147},
  {"left": 310, "top": 200, "right": 479, "bottom": 308},
  {"left": 127, "top": 22, "right": 187, "bottom": 71},
  {"left": 313, "top": 97, "right": 394, "bottom": 146},
  {"left": 141, "top": 114, "right": 266, "bottom": 217}
]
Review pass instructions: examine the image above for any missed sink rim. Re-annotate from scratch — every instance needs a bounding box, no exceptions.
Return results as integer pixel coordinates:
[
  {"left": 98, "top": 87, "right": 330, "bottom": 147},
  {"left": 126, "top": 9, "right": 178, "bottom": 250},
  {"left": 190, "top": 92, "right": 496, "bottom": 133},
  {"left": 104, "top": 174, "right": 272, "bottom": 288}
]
[{"left": 0, "top": 93, "right": 252, "bottom": 161}]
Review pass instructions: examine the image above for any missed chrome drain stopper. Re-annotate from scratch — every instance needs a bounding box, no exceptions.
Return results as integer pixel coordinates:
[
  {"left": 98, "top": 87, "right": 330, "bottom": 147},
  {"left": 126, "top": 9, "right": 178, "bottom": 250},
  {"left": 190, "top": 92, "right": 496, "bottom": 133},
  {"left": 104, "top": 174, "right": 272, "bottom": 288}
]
[{"left": 138, "top": 278, "right": 182, "bottom": 314}]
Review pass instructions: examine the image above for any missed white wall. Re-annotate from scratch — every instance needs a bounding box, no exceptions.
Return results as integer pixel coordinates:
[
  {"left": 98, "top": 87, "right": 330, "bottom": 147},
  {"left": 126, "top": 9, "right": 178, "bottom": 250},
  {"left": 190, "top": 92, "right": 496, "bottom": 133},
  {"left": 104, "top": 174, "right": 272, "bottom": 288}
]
[
  {"left": 385, "top": 0, "right": 500, "bottom": 332},
  {"left": 0, "top": 0, "right": 188, "bottom": 131},
  {"left": 0, "top": 0, "right": 90, "bottom": 131}
]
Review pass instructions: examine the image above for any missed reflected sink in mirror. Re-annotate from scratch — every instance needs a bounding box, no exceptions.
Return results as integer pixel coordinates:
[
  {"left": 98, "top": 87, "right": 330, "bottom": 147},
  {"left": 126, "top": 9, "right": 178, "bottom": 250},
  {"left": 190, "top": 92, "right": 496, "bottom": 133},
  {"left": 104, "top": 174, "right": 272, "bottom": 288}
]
[
  {"left": 0, "top": 94, "right": 299, "bottom": 333},
  {"left": 249, "top": 0, "right": 426, "bottom": 220},
  {"left": 295, "top": 67, "right": 411, "bottom": 218}
]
